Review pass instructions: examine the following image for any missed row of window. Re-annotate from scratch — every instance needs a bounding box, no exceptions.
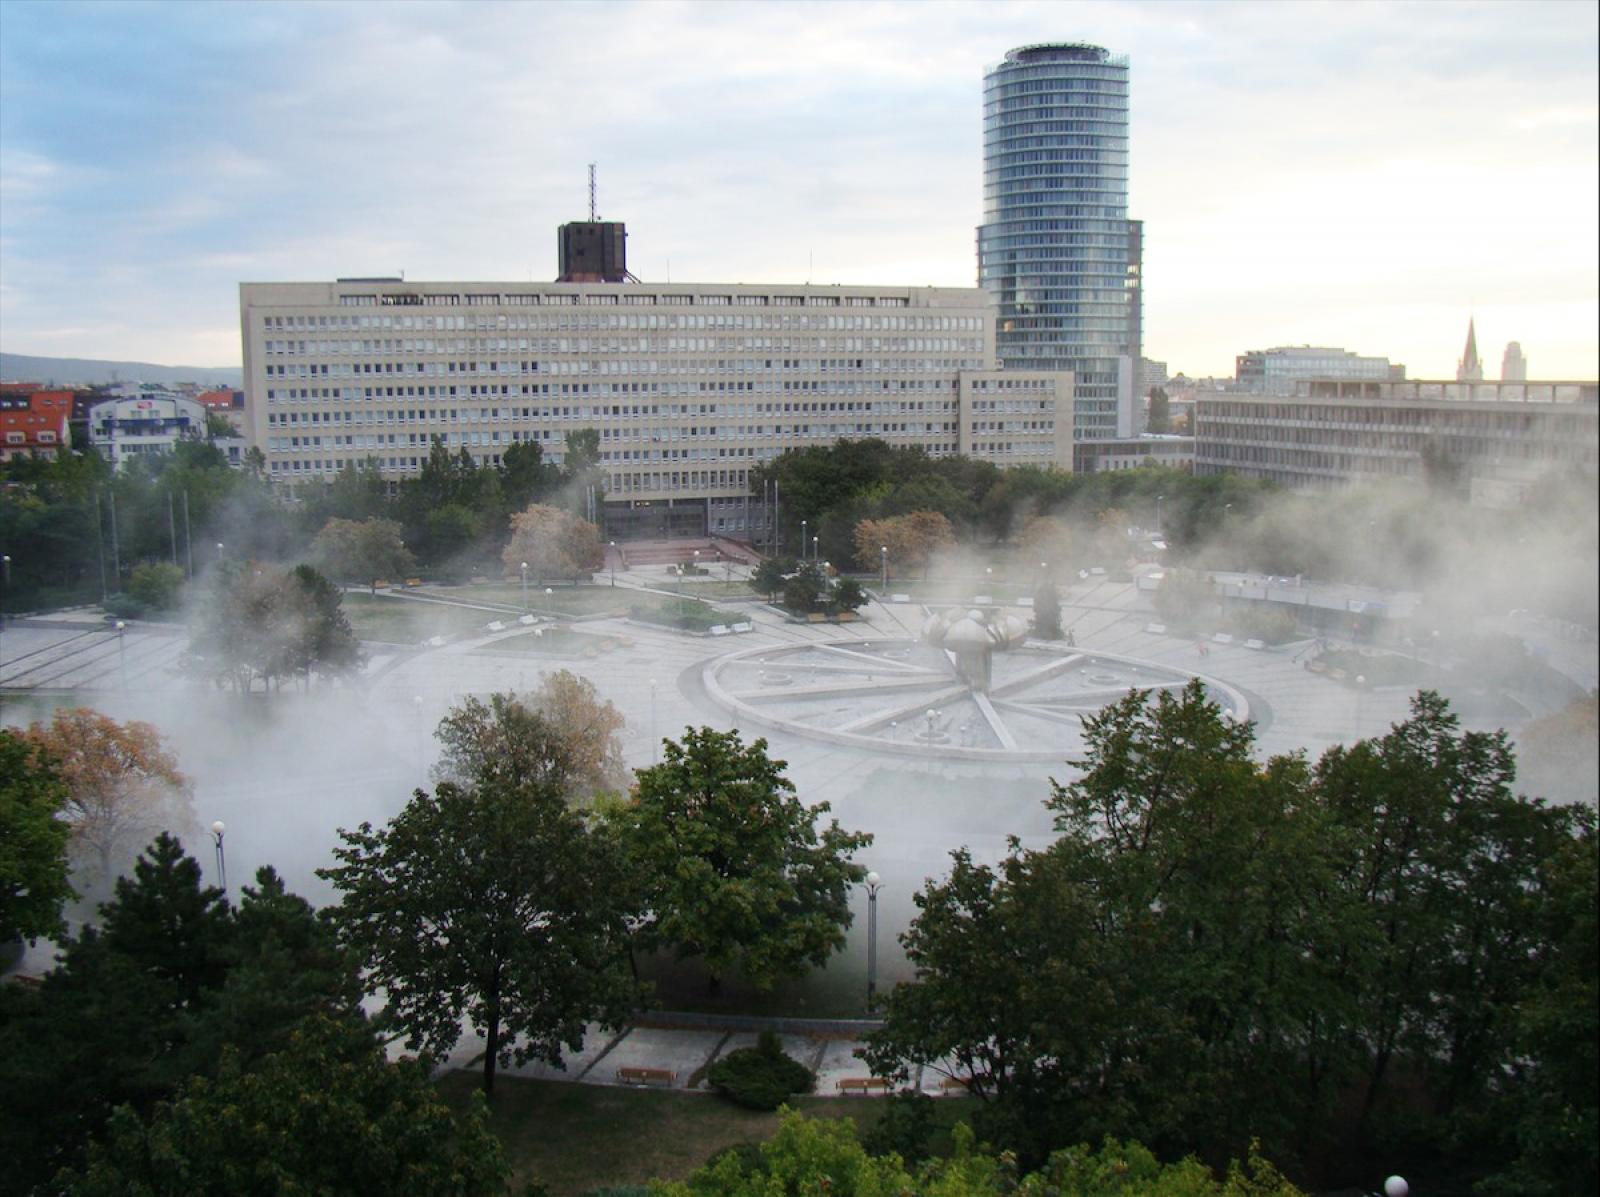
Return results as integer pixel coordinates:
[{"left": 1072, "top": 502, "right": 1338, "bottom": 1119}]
[{"left": 264, "top": 311, "right": 980, "bottom": 334}]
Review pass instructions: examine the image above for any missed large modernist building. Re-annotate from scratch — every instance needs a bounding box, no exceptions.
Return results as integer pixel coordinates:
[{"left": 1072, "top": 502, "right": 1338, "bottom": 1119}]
[
  {"left": 978, "top": 43, "right": 1142, "bottom": 447},
  {"left": 1194, "top": 378, "right": 1598, "bottom": 503},
  {"left": 239, "top": 272, "right": 1074, "bottom": 539}
]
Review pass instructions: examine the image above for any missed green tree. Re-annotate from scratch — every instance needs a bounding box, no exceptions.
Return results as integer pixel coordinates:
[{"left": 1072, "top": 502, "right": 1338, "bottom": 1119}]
[
  {"left": 1147, "top": 386, "right": 1171, "bottom": 434},
  {"left": 1032, "top": 577, "right": 1062, "bottom": 639},
  {"left": 1152, "top": 566, "right": 1214, "bottom": 632},
  {"left": 184, "top": 563, "right": 364, "bottom": 692},
  {"left": 311, "top": 515, "right": 416, "bottom": 593},
  {"left": 320, "top": 701, "right": 637, "bottom": 1094},
  {"left": 500, "top": 439, "right": 557, "bottom": 510},
  {"left": 621, "top": 727, "right": 870, "bottom": 989},
  {"left": 752, "top": 556, "right": 790, "bottom": 601},
  {"left": 61, "top": 1016, "right": 510, "bottom": 1197},
  {"left": 126, "top": 561, "right": 184, "bottom": 612},
  {"left": 830, "top": 576, "right": 868, "bottom": 615},
  {"left": 782, "top": 564, "right": 825, "bottom": 614},
  {"left": 0, "top": 731, "right": 75, "bottom": 944}
]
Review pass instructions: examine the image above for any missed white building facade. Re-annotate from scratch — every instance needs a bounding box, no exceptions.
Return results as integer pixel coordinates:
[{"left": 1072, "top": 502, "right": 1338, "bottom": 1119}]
[
  {"left": 87, "top": 393, "right": 208, "bottom": 469},
  {"left": 239, "top": 279, "right": 1074, "bottom": 537}
]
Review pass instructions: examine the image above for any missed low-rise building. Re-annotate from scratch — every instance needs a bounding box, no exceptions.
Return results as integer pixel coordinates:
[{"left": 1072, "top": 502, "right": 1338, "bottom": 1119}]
[
  {"left": 0, "top": 390, "right": 73, "bottom": 462},
  {"left": 1194, "top": 378, "right": 1598, "bottom": 502},
  {"left": 1235, "top": 345, "right": 1403, "bottom": 395},
  {"left": 87, "top": 393, "right": 208, "bottom": 469},
  {"left": 1074, "top": 434, "right": 1194, "bottom": 473}
]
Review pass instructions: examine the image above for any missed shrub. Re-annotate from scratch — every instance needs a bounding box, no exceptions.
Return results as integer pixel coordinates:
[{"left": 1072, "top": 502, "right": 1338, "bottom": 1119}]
[
  {"left": 102, "top": 593, "right": 148, "bottom": 620},
  {"left": 707, "top": 1031, "right": 815, "bottom": 1111},
  {"left": 128, "top": 562, "right": 185, "bottom": 612}
]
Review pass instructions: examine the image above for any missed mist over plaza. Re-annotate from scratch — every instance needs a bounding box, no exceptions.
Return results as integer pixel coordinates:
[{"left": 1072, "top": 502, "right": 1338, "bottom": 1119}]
[{"left": 1, "top": 3, "right": 1597, "bottom": 1195}]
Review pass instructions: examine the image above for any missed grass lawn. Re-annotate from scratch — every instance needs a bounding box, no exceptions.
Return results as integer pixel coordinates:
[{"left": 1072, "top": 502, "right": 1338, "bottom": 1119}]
[
  {"left": 341, "top": 594, "right": 504, "bottom": 644},
  {"left": 436, "top": 1072, "right": 920, "bottom": 1194},
  {"left": 440, "top": 583, "right": 635, "bottom": 616}
]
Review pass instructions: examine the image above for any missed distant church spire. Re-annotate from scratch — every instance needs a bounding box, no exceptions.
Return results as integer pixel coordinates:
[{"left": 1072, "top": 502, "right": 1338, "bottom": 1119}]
[{"left": 1457, "top": 316, "right": 1483, "bottom": 382}]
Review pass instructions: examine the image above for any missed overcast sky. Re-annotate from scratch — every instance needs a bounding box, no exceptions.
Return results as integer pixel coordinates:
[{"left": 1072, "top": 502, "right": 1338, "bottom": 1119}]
[{"left": 1, "top": 0, "right": 1595, "bottom": 379}]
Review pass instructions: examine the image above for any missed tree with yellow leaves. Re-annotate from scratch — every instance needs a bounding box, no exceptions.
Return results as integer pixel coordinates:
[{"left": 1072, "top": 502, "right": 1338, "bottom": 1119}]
[
  {"left": 501, "top": 504, "right": 603, "bottom": 585},
  {"left": 853, "top": 510, "right": 955, "bottom": 581},
  {"left": 21, "top": 709, "right": 193, "bottom": 883}
]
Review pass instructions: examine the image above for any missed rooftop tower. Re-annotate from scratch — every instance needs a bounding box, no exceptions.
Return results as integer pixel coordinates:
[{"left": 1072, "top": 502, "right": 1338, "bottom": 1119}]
[
  {"left": 1457, "top": 316, "right": 1483, "bottom": 382},
  {"left": 979, "top": 43, "right": 1142, "bottom": 442}
]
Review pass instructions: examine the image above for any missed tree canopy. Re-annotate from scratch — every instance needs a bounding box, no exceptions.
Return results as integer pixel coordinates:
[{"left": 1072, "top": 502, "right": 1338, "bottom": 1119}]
[
  {"left": 865, "top": 685, "right": 1596, "bottom": 1189},
  {"left": 311, "top": 515, "right": 415, "bottom": 593},
  {"left": 619, "top": 727, "right": 871, "bottom": 989},
  {"left": 321, "top": 698, "right": 637, "bottom": 1094},
  {"left": 502, "top": 502, "right": 604, "bottom": 584},
  {"left": 0, "top": 730, "right": 75, "bottom": 943}
]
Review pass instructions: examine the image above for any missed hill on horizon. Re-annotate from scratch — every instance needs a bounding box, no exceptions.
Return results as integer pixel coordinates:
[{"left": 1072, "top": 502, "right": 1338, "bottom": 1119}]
[{"left": 0, "top": 350, "right": 242, "bottom": 389}]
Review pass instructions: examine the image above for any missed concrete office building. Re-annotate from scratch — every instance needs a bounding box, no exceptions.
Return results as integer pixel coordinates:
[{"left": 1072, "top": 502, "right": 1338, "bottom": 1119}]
[
  {"left": 978, "top": 43, "right": 1142, "bottom": 447},
  {"left": 239, "top": 277, "right": 1074, "bottom": 539},
  {"left": 1235, "top": 345, "right": 1402, "bottom": 394},
  {"left": 1194, "top": 378, "right": 1598, "bottom": 503},
  {"left": 1502, "top": 341, "right": 1527, "bottom": 382}
]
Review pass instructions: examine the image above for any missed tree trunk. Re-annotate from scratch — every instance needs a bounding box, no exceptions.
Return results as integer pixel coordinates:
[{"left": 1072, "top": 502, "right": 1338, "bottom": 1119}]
[{"left": 482, "top": 976, "right": 501, "bottom": 1096}]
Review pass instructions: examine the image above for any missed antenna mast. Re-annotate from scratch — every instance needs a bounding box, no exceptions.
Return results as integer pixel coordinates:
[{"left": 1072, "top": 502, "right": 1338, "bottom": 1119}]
[{"left": 588, "top": 163, "right": 597, "bottom": 221}]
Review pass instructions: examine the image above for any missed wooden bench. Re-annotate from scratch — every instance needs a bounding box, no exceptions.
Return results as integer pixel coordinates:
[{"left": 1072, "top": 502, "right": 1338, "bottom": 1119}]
[
  {"left": 404, "top": 577, "right": 422, "bottom": 588},
  {"left": 939, "top": 1076, "right": 971, "bottom": 1092},
  {"left": 616, "top": 1066, "right": 676, "bottom": 1087},
  {"left": 836, "top": 1076, "right": 890, "bottom": 1094}
]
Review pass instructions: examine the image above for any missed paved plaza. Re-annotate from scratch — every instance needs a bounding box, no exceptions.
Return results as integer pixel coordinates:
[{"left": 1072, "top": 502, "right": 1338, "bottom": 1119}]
[{"left": 3, "top": 570, "right": 1559, "bottom": 1092}]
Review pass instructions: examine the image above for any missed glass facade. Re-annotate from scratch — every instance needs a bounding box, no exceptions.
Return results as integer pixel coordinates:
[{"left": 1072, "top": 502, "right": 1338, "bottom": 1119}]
[{"left": 979, "top": 43, "right": 1141, "bottom": 440}]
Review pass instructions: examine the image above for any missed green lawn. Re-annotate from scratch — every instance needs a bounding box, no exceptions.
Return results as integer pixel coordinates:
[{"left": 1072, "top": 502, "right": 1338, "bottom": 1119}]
[
  {"left": 436, "top": 1072, "right": 915, "bottom": 1195},
  {"left": 341, "top": 594, "right": 505, "bottom": 644}
]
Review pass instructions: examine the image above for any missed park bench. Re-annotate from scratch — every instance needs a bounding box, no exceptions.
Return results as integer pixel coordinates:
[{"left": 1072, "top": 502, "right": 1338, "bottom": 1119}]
[
  {"left": 836, "top": 1076, "right": 890, "bottom": 1094},
  {"left": 1145, "top": 623, "right": 1167, "bottom": 635},
  {"left": 373, "top": 579, "right": 391, "bottom": 590},
  {"left": 939, "top": 1076, "right": 971, "bottom": 1093},
  {"left": 486, "top": 620, "right": 506, "bottom": 632},
  {"left": 616, "top": 1066, "right": 675, "bottom": 1087},
  {"left": 404, "top": 577, "right": 422, "bottom": 588},
  {"left": 731, "top": 622, "right": 753, "bottom": 634},
  {"left": 710, "top": 625, "right": 730, "bottom": 636}
]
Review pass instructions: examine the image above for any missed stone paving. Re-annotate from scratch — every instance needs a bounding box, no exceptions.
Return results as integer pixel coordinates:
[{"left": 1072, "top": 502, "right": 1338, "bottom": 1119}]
[{"left": 0, "top": 573, "right": 1538, "bottom": 1093}]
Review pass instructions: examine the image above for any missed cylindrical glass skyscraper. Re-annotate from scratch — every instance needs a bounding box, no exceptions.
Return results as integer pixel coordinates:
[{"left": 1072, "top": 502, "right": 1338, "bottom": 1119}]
[{"left": 979, "top": 43, "right": 1141, "bottom": 442}]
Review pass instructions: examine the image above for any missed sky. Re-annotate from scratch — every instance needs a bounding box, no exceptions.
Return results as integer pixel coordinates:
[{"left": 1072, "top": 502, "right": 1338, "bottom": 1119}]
[{"left": 1, "top": 0, "right": 1596, "bottom": 379}]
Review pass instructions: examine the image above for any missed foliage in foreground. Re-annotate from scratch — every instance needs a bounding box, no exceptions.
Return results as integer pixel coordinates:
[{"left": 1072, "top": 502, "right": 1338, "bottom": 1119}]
[
  {"left": 863, "top": 684, "right": 1597, "bottom": 1191},
  {"left": 0, "top": 730, "right": 75, "bottom": 943},
  {"left": 60, "top": 1016, "right": 509, "bottom": 1197},
  {"left": 706, "top": 1031, "right": 816, "bottom": 1111},
  {"left": 620, "top": 727, "right": 871, "bottom": 990},
  {"left": 322, "top": 698, "right": 637, "bottom": 1095},
  {"left": 656, "top": 1109, "right": 1304, "bottom": 1196},
  {"left": 0, "top": 835, "right": 367, "bottom": 1193}
]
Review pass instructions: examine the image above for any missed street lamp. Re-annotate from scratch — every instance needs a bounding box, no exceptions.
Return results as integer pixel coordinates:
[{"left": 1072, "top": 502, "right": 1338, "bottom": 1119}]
[
  {"left": 864, "top": 870, "right": 882, "bottom": 1007},
  {"left": 1382, "top": 1177, "right": 1408, "bottom": 1197},
  {"left": 115, "top": 619, "right": 128, "bottom": 689},
  {"left": 210, "top": 820, "right": 228, "bottom": 896},
  {"left": 1156, "top": 493, "right": 1164, "bottom": 534},
  {"left": 880, "top": 545, "right": 888, "bottom": 591},
  {"left": 812, "top": 534, "right": 819, "bottom": 563},
  {"left": 800, "top": 519, "right": 807, "bottom": 562},
  {"left": 609, "top": 541, "right": 616, "bottom": 587},
  {"left": 216, "top": 542, "right": 225, "bottom": 564},
  {"left": 519, "top": 562, "right": 529, "bottom": 612}
]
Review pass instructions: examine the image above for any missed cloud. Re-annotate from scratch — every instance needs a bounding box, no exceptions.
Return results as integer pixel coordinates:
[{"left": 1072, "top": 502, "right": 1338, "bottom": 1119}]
[{"left": 0, "top": 0, "right": 1594, "bottom": 376}]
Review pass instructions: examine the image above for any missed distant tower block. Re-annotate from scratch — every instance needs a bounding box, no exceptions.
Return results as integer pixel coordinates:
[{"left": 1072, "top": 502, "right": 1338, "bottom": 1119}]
[
  {"left": 1456, "top": 316, "right": 1483, "bottom": 382},
  {"left": 556, "top": 221, "right": 628, "bottom": 283},
  {"left": 1501, "top": 341, "right": 1527, "bottom": 382}
]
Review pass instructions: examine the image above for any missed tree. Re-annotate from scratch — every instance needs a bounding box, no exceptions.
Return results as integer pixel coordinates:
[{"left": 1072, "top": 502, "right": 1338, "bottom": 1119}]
[
  {"left": 1147, "top": 385, "right": 1171, "bottom": 433},
  {"left": 1152, "top": 566, "right": 1215, "bottom": 632},
  {"left": 0, "top": 834, "right": 367, "bottom": 1191},
  {"left": 502, "top": 502, "right": 603, "bottom": 584},
  {"left": 1032, "top": 575, "right": 1062, "bottom": 639},
  {"left": 499, "top": 439, "right": 556, "bottom": 510},
  {"left": 524, "top": 670, "right": 629, "bottom": 801},
  {"left": 752, "top": 556, "right": 790, "bottom": 602},
  {"left": 61, "top": 1016, "right": 510, "bottom": 1197},
  {"left": 21, "top": 709, "right": 193, "bottom": 883},
  {"left": 311, "top": 516, "right": 416, "bottom": 593},
  {"left": 621, "top": 727, "right": 871, "bottom": 989},
  {"left": 830, "top": 575, "right": 868, "bottom": 615},
  {"left": 782, "top": 563, "right": 825, "bottom": 614},
  {"left": 127, "top": 561, "right": 184, "bottom": 612},
  {"left": 321, "top": 701, "right": 637, "bottom": 1095},
  {"left": 854, "top": 510, "right": 955, "bottom": 580},
  {"left": 0, "top": 730, "right": 75, "bottom": 944},
  {"left": 184, "top": 563, "right": 364, "bottom": 692}
]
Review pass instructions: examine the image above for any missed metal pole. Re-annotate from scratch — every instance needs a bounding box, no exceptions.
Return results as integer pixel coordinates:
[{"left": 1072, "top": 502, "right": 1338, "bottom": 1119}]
[
  {"left": 0, "top": 555, "right": 10, "bottom": 716},
  {"left": 182, "top": 490, "right": 193, "bottom": 580},
  {"left": 108, "top": 488, "right": 121, "bottom": 591},
  {"left": 609, "top": 542, "right": 616, "bottom": 587},
  {"left": 92, "top": 491, "right": 108, "bottom": 601},
  {"left": 881, "top": 546, "right": 887, "bottom": 591},
  {"left": 865, "top": 871, "right": 881, "bottom": 1006},
  {"left": 520, "top": 562, "right": 528, "bottom": 612},
  {"left": 168, "top": 490, "right": 179, "bottom": 566}
]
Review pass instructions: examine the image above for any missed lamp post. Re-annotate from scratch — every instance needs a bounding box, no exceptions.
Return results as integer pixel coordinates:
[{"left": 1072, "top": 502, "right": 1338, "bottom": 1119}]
[
  {"left": 800, "top": 519, "right": 807, "bottom": 563},
  {"left": 864, "top": 870, "right": 882, "bottom": 1007},
  {"left": 115, "top": 619, "right": 128, "bottom": 689},
  {"left": 544, "top": 587, "right": 553, "bottom": 609},
  {"left": 519, "top": 562, "right": 528, "bottom": 612},
  {"left": 0, "top": 554, "right": 11, "bottom": 709},
  {"left": 1156, "top": 493, "right": 1164, "bottom": 534},
  {"left": 880, "top": 545, "right": 888, "bottom": 591},
  {"left": 1382, "top": 1177, "right": 1408, "bottom": 1197},
  {"left": 812, "top": 534, "right": 818, "bottom": 563},
  {"left": 609, "top": 541, "right": 616, "bottom": 587},
  {"left": 210, "top": 820, "right": 227, "bottom": 896},
  {"left": 216, "top": 542, "right": 225, "bottom": 564}
]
